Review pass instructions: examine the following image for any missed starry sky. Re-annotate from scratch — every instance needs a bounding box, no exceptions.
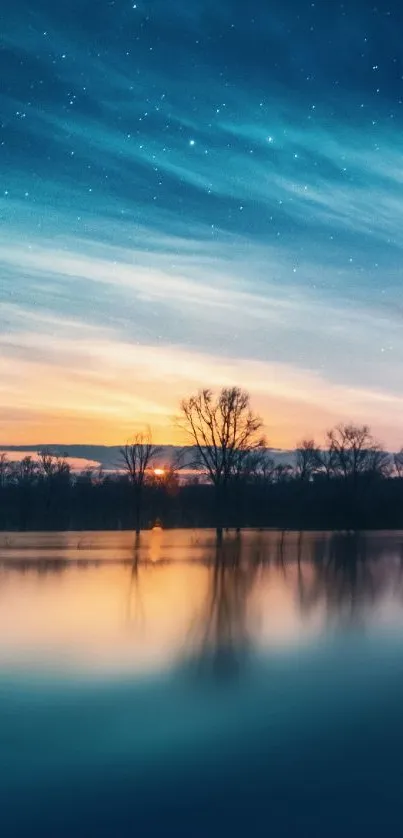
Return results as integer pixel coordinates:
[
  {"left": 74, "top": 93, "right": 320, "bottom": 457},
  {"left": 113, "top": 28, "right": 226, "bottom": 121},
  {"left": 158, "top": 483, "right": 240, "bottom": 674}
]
[{"left": 1, "top": 0, "right": 403, "bottom": 448}]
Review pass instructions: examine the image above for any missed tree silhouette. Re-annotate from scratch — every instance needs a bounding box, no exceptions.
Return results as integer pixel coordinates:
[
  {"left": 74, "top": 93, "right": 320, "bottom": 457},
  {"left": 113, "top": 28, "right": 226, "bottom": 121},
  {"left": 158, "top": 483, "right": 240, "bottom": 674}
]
[
  {"left": 38, "top": 448, "right": 69, "bottom": 478},
  {"left": 179, "top": 387, "right": 265, "bottom": 538},
  {"left": 295, "top": 439, "right": 322, "bottom": 481},
  {"left": 38, "top": 449, "right": 71, "bottom": 528},
  {"left": 326, "top": 423, "right": 388, "bottom": 482},
  {"left": 0, "top": 454, "right": 9, "bottom": 488},
  {"left": 323, "top": 424, "right": 390, "bottom": 529},
  {"left": 394, "top": 448, "right": 403, "bottom": 479},
  {"left": 120, "top": 430, "right": 161, "bottom": 534}
]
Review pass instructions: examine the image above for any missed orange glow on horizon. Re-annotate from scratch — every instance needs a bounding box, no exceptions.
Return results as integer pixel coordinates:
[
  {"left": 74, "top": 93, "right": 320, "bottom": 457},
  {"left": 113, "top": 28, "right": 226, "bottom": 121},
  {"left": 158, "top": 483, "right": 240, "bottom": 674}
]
[
  {"left": 1, "top": 336, "right": 402, "bottom": 450},
  {"left": 0, "top": 531, "right": 331, "bottom": 675}
]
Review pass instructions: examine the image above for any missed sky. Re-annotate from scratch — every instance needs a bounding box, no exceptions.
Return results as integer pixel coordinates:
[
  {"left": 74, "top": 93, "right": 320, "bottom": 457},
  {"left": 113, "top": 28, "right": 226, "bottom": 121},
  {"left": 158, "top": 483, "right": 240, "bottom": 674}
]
[{"left": 1, "top": 0, "right": 403, "bottom": 448}]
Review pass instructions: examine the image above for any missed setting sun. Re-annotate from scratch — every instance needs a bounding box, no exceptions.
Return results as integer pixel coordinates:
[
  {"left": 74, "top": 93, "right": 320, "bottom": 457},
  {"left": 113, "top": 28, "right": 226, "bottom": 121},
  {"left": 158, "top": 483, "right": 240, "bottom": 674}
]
[{"left": 154, "top": 468, "right": 165, "bottom": 477}]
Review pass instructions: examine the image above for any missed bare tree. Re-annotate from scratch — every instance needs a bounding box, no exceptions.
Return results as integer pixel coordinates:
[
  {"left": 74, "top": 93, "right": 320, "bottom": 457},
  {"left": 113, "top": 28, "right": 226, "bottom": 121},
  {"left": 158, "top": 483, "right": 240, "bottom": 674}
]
[
  {"left": 366, "top": 446, "right": 392, "bottom": 479},
  {"left": 257, "top": 452, "right": 277, "bottom": 483},
  {"left": 295, "top": 439, "right": 322, "bottom": 482},
  {"left": 39, "top": 448, "right": 57, "bottom": 477},
  {"left": 8, "top": 456, "right": 39, "bottom": 531},
  {"left": 318, "top": 447, "right": 338, "bottom": 481},
  {"left": 120, "top": 430, "right": 161, "bottom": 534},
  {"left": 38, "top": 448, "right": 70, "bottom": 478},
  {"left": 234, "top": 447, "right": 275, "bottom": 484},
  {"left": 179, "top": 387, "right": 265, "bottom": 538},
  {"left": 326, "top": 423, "right": 389, "bottom": 483},
  {"left": 394, "top": 448, "right": 403, "bottom": 479},
  {"left": 37, "top": 449, "right": 71, "bottom": 526},
  {"left": 14, "top": 455, "right": 38, "bottom": 483},
  {"left": 272, "top": 463, "right": 294, "bottom": 483},
  {"left": 0, "top": 453, "right": 9, "bottom": 488}
]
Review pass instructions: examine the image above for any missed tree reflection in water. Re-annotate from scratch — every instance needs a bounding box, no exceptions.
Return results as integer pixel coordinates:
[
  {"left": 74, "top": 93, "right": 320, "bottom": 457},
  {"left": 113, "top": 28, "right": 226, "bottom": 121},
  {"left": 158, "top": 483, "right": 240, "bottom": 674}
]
[
  {"left": 2, "top": 530, "right": 403, "bottom": 673},
  {"left": 188, "top": 530, "right": 403, "bottom": 678},
  {"left": 188, "top": 534, "right": 264, "bottom": 680},
  {"left": 297, "top": 531, "right": 381, "bottom": 628},
  {"left": 126, "top": 533, "right": 145, "bottom": 628}
]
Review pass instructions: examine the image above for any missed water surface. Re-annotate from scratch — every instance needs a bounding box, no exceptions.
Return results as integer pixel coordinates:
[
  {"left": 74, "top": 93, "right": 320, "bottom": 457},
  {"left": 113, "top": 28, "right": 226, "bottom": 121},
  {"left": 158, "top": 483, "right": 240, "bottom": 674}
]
[{"left": 1, "top": 529, "right": 403, "bottom": 836}]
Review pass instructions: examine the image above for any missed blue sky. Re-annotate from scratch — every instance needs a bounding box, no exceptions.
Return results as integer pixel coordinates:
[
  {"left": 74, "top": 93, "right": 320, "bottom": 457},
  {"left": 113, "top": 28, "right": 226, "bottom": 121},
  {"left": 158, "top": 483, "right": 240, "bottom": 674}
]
[{"left": 1, "top": 0, "right": 403, "bottom": 446}]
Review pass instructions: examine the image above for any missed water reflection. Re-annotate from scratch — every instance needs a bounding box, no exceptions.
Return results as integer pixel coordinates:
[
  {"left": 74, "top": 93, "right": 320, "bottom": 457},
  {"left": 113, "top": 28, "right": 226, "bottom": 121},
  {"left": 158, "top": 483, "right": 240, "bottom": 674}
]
[
  {"left": 190, "top": 537, "right": 259, "bottom": 679},
  {"left": 3, "top": 531, "right": 403, "bottom": 838},
  {"left": 126, "top": 559, "right": 145, "bottom": 629},
  {"left": 297, "top": 532, "right": 398, "bottom": 629},
  {"left": 1, "top": 530, "right": 403, "bottom": 676},
  {"left": 305, "top": 532, "right": 374, "bottom": 627}
]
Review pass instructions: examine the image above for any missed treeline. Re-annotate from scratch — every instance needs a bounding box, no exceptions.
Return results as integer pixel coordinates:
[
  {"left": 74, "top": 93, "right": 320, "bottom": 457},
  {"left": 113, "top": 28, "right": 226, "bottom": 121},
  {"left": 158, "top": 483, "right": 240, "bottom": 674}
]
[{"left": 1, "top": 429, "right": 403, "bottom": 532}]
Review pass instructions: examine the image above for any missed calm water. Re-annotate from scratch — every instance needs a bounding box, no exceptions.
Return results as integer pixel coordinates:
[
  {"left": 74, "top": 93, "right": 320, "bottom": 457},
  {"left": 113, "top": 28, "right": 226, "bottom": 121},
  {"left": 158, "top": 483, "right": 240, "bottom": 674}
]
[{"left": 1, "top": 529, "right": 403, "bottom": 837}]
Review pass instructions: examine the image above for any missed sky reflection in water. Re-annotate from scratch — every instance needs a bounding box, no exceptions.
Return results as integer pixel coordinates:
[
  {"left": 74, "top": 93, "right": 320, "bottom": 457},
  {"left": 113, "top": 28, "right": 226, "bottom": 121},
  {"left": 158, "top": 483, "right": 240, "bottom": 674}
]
[
  {"left": 1, "top": 530, "right": 403, "bottom": 837},
  {"left": 1, "top": 529, "right": 403, "bottom": 677}
]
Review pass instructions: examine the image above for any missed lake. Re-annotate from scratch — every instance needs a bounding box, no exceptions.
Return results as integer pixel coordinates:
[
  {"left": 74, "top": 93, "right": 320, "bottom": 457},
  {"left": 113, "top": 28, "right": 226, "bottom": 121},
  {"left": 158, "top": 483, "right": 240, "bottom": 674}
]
[{"left": 1, "top": 529, "right": 403, "bottom": 836}]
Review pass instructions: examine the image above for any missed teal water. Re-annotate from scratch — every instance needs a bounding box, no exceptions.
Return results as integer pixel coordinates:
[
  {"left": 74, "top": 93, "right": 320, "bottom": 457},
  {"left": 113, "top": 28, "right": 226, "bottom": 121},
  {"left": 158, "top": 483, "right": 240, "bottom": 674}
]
[{"left": 1, "top": 529, "right": 403, "bottom": 836}]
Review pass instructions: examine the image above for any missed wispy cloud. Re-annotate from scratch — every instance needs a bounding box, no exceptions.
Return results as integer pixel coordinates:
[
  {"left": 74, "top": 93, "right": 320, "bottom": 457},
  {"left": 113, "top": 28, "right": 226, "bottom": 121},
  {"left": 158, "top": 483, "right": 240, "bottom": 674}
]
[
  {"left": 1, "top": 0, "right": 403, "bottom": 446},
  {"left": 1, "top": 310, "right": 403, "bottom": 447}
]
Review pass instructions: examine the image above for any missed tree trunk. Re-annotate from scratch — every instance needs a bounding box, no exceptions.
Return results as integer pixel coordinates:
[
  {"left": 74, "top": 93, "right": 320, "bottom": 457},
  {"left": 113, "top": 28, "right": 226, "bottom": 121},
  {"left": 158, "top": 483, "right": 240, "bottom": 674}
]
[
  {"left": 215, "top": 482, "right": 225, "bottom": 542},
  {"left": 216, "top": 525, "right": 223, "bottom": 543},
  {"left": 134, "top": 487, "right": 142, "bottom": 535}
]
